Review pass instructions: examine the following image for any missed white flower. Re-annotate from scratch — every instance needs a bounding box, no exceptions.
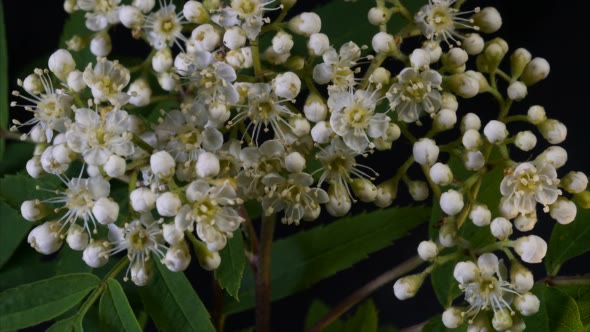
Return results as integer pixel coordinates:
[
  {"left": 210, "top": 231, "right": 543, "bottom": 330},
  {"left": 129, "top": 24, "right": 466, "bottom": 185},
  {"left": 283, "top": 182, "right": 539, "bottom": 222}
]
[
  {"left": 328, "top": 88, "right": 389, "bottom": 152},
  {"left": 500, "top": 162, "right": 561, "bottom": 214},
  {"left": 414, "top": 0, "right": 479, "bottom": 45},
  {"left": 237, "top": 139, "right": 286, "bottom": 198},
  {"left": 66, "top": 108, "right": 135, "bottom": 166},
  {"left": 83, "top": 58, "right": 131, "bottom": 106},
  {"left": 213, "top": 0, "right": 278, "bottom": 40},
  {"left": 143, "top": 3, "right": 187, "bottom": 50},
  {"left": 386, "top": 67, "right": 442, "bottom": 123},
  {"left": 107, "top": 214, "right": 167, "bottom": 284},
  {"left": 262, "top": 173, "right": 329, "bottom": 225},
  {"left": 78, "top": 0, "right": 122, "bottom": 31},
  {"left": 175, "top": 180, "right": 243, "bottom": 251},
  {"left": 313, "top": 42, "right": 363, "bottom": 88},
  {"left": 11, "top": 69, "right": 73, "bottom": 142}
]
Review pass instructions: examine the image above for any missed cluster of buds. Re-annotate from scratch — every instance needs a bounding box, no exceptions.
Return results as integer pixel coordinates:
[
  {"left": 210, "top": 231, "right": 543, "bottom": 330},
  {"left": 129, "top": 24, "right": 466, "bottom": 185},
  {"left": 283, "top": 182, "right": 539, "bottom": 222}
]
[{"left": 9, "top": 0, "right": 588, "bottom": 329}]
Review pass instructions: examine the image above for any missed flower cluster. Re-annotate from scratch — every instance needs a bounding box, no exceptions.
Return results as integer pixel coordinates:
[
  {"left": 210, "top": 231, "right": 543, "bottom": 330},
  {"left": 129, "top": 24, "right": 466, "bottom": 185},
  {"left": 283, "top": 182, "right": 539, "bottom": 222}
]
[{"left": 10, "top": 0, "right": 589, "bottom": 330}]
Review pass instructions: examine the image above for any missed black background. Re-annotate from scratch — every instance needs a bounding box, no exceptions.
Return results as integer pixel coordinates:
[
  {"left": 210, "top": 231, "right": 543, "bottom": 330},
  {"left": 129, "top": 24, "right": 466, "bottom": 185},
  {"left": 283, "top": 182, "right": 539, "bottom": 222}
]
[{"left": 3, "top": 0, "right": 590, "bottom": 331}]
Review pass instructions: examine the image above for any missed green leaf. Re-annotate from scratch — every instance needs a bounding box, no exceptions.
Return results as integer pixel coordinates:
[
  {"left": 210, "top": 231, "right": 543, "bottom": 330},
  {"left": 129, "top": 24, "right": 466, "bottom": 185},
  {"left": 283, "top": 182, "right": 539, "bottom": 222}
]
[
  {"left": 304, "top": 300, "right": 344, "bottom": 332},
  {"left": 0, "top": 201, "right": 32, "bottom": 269},
  {"left": 431, "top": 251, "right": 465, "bottom": 307},
  {"left": 138, "top": 260, "right": 215, "bottom": 332},
  {"left": 0, "top": 242, "right": 56, "bottom": 291},
  {"left": 0, "top": 1, "right": 7, "bottom": 160},
  {"left": 523, "top": 284, "right": 584, "bottom": 332},
  {"left": 54, "top": 248, "right": 92, "bottom": 275},
  {"left": 0, "top": 172, "right": 61, "bottom": 210},
  {"left": 545, "top": 208, "right": 590, "bottom": 275},
  {"left": 0, "top": 273, "right": 99, "bottom": 331},
  {"left": 0, "top": 142, "right": 35, "bottom": 175},
  {"left": 215, "top": 232, "right": 246, "bottom": 299},
  {"left": 99, "top": 279, "right": 142, "bottom": 332},
  {"left": 226, "top": 206, "right": 429, "bottom": 314},
  {"left": 342, "top": 300, "right": 378, "bottom": 332},
  {"left": 47, "top": 315, "right": 84, "bottom": 332},
  {"left": 557, "top": 285, "right": 590, "bottom": 327}
]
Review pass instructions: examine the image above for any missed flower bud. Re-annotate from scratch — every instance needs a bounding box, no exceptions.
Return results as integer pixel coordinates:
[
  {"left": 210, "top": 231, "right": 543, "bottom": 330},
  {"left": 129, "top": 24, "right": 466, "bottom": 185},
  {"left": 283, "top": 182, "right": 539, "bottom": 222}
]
[
  {"left": 393, "top": 274, "right": 424, "bottom": 300},
  {"left": 490, "top": 217, "right": 512, "bottom": 240},
  {"left": 21, "top": 200, "right": 50, "bottom": 222},
  {"left": 453, "top": 261, "right": 478, "bottom": 284},
  {"left": 151, "top": 150, "right": 176, "bottom": 178},
  {"left": 521, "top": 57, "right": 550, "bottom": 86},
  {"left": 562, "top": 171, "right": 588, "bottom": 194},
  {"left": 197, "top": 248, "right": 221, "bottom": 271},
  {"left": 514, "top": 131, "right": 537, "bottom": 152},
  {"left": 439, "top": 222, "right": 456, "bottom": 247},
  {"left": 223, "top": 27, "right": 247, "bottom": 50},
  {"left": 538, "top": 119, "right": 567, "bottom": 144},
  {"left": 511, "top": 263, "right": 534, "bottom": 292},
  {"left": 289, "top": 12, "right": 321, "bottom": 36},
  {"left": 514, "top": 212, "right": 537, "bottom": 232},
  {"left": 527, "top": 105, "right": 546, "bottom": 125},
  {"left": 413, "top": 138, "right": 439, "bottom": 166},
  {"left": 422, "top": 40, "right": 442, "bottom": 63},
  {"left": 103, "top": 155, "right": 126, "bottom": 178},
  {"left": 461, "top": 113, "right": 481, "bottom": 132},
  {"left": 448, "top": 73, "right": 479, "bottom": 98},
  {"left": 417, "top": 240, "right": 438, "bottom": 261},
  {"left": 507, "top": 81, "right": 527, "bottom": 101},
  {"left": 464, "top": 150, "right": 485, "bottom": 171},
  {"left": 463, "top": 33, "right": 484, "bottom": 55},
  {"left": 492, "top": 308, "right": 513, "bottom": 331},
  {"left": 408, "top": 180, "right": 429, "bottom": 202},
  {"left": 128, "top": 78, "right": 152, "bottom": 107},
  {"left": 536, "top": 146, "right": 567, "bottom": 169},
  {"left": 152, "top": 48, "right": 173, "bottom": 73},
  {"left": 307, "top": 33, "right": 330, "bottom": 56},
  {"left": 351, "top": 178, "right": 377, "bottom": 203},
  {"left": 285, "top": 152, "right": 306, "bottom": 173},
  {"left": 429, "top": 162, "right": 453, "bottom": 186},
  {"left": 433, "top": 109, "right": 457, "bottom": 131},
  {"left": 162, "top": 223, "right": 184, "bottom": 245},
  {"left": 158, "top": 72, "right": 177, "bottom": 91},
  {"left": 183, "top": 0, "right": 209, "bottom": 24},
  {"left": 82, "top": 240, "right": 110, "bottom": 268},
  {"left": 93, "top": 197, "right": 119, "bottom": 224},
  {"left": 573, "top": 191, "right": 590, "bottom": 209},
  {"left": 196, "top": 151, "right": 220, "bottom": 178},
  {"left": 26, "top": 157, "right": 45, "bottom": 178},
  {"left": 67, "top": 70, "right": 87, "bottom": 92},
  {"left": 66, "top": 224, "right": 89, "bottom": 251},
  {"left": 133, "top": 0, "right": 155, "bottom": 13},
  {"left": 483, "top": 120, "right": 508, "bottom": 144},
  {"left": 442, "top": 307, "right": 464, "bottom": 329},
  {"left": 409, "top": 49, "right": 430, "bottom": 70},
  {"left": 303, "top": 94, "right": 327, "bottom": 122},
  {"left": 511, "top": 48, "right": 532, "bottom": 78},
  {"left": 263, "top": 47, "right": 290, "bottom": 65},
  {"left": 164, "top": 241, "right": 192, "bottom": 272},
  {"left": 549, "top": 198, "right": 577, "bottom": 225},
  {"left": 130, "top": 260, "right": 153, "bottom": 286},
  {"left": 22, "top": 74, "right": 43, "bottom": 94},
  {"left": 514, "top": 235, "right": 547, "bottom": 263},
  {"left": 440, "top": 190, "right": 464, "bottom": 216},
  {"left": 311, "top": 121, "right": 333, "bottom": 144},
  {"left": 368, "top": 7, "right": 387, "bottom": 26},
  {"left": 375, "top": 181, "right": 397, "bottom": 208},
  {"left": 119, "top": 5, "right": 144, "bottom": 28},
  {"left": 271, "top": 31, "right": 294, "bottom": 54},
  {"left": 28, "top": 221, "right": 63, "bottom": 254},
  {"left": 289, "top": 117, "right": 310, "bottom": 137},
  {"left": 469, "top": 204, "right": 491, "bottom": 226},
  {"left": 156, "top": 192, "right": 181, "bottom": 217},
  {"left": 514, "top": 292, "right": 540, "bottom": 316},
  {"left": 130, "top": 187, "right": 156, "bottom": 212},
  {"left": 445, "top": 48, "right": 469, "bottom": 68},
  {"left": 48, "top": 49, "right": 76, "bottom": 81},
  {"left": 499, "top": 196, "right": 518, "bottom": 219},
  {"left": 472, "top": 7, "right": 502, "bottom": 33},
  {"left": 272, "top": 72, "right": 301, "bottom": 100},
  {"left": 372, "top": 32, "right": 395, "bottom": 54},
  {"left": 462, "top": 129, "right": 482, "bottom": 150},
  {"left": 90, "top": 33, "right": 112, "bottom": 57},
  {"left": 190, "top": 24, "right": 221, "bottom": 52},
  {"left": 326, "top": 187, "right": 352, "bottom": 217}
]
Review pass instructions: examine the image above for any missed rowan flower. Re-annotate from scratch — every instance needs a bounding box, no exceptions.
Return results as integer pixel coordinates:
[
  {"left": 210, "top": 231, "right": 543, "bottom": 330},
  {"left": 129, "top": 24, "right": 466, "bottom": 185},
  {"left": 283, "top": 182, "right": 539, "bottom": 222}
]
[
  {"left": 500, "top": 162, "right": 561, "bottom": 214},
  {"left": 83, "top": 58, "right": 131, "bottom": 106},
  {"left": 415, "top": 0, "right": 480, "bottom": 45},
  {"left": 386, "top": 67, "right": 442, "bottom": 123},
  {"left": 143, "top": 2, "right": 187, "bottom": 50}
]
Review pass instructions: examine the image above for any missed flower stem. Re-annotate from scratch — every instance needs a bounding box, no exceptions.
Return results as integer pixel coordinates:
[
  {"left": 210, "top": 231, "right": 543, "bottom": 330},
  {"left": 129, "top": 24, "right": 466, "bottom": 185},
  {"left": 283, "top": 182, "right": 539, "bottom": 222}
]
[
  {"left": 308, "top": 255, "right": 424, "bottom": 332},
  {"left": 131, "top": 133, "right": 154, "bottom": 154},
  {"left": 546, "top": 275, "right": 590, "bottom": 286},
  {"left": 256, "top": 213, "right": 276, "bottom": 332},
  {"left": 78, "top": 257, "right": 130, "bottom": 318}
]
